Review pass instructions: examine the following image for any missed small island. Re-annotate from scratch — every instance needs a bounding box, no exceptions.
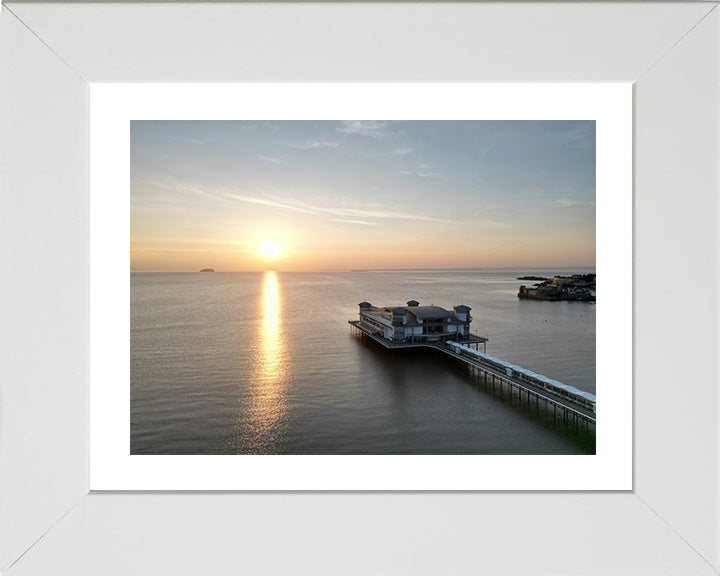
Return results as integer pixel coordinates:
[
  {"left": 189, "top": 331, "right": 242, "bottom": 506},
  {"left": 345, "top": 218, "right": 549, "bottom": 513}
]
[
  {"left": 517, "top": 275, "right": 549, "bottom": 281},
  {"left": 200, "top": 268, "right": 215, "bottom": 272},
  {"left": 518, "top": 274, "right": 595, "bottom": 302}
]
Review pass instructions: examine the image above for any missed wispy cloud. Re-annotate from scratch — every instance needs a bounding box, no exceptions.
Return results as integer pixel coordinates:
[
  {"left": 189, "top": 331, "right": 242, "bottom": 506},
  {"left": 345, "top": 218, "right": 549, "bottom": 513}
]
[
  {"left": 552, "top": 198, "right": 595, "bottom": 208},
  {"left": 400, "top": 170, "right": 439, "bottom": 179},
  {"left": 151, "top": 181, "right": 454, "bottom": 225},
  {"left": 333, "top": 219, "right": 377, "bottom": 226},
  {"left": 222, "top": 191, "right": 453, "bottom": 224},
  {"left": 400, "top": 164, "right": 442, "bottom": 179},
  {"left": 133, "top": 239, "right": 254, "bottom": 253},
  {"left": 258, "top": 155, "right": 283, "bottom": 164},
  {"left": 289, "top": 139, "right": 338, "bottom": 150},
  {"left": 153, "top": 180, "right": 217, "bottom": 199},
  {"left": 337, "top": 121, "right": 395, "bottom": 139},
  {"left": 362, "top": 146, "right": 414, "bottom": 159},
  {"left": 223, "top": 193, "right": 318, "bottom": 216},
  {"left": 479, "top": 218, "right": 511, "bottom": 228}
]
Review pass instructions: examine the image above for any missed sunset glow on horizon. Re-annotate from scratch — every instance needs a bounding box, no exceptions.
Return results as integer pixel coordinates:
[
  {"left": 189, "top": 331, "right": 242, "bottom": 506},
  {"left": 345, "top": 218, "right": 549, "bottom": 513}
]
[{"left": 131, "top": 120, "right": 596, "bottom": 272}]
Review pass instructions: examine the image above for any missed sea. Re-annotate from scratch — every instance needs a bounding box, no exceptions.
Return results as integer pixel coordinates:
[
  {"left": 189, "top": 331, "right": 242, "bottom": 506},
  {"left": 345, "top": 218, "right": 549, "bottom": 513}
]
[{"left": 131, "top": 269, "right": 596, "bottom": 455}]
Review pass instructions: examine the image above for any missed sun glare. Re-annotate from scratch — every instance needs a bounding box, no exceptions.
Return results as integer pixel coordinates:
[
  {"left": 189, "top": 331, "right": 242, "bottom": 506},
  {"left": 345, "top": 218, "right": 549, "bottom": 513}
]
[{"left": 258, "top": 240, "right": 283, "bottom": 259}]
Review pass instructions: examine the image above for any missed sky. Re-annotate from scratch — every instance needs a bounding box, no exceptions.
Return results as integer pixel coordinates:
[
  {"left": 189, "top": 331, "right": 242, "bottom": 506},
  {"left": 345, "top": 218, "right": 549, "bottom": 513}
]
[{"left": 131, "top": 120, "right": 595, "bottom": 271}]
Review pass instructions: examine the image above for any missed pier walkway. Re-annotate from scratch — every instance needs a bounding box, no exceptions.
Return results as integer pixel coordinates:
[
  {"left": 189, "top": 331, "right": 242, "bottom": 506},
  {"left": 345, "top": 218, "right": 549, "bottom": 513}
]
[{"left": 349, "top": 320, "right": 596, "bottom": 428}]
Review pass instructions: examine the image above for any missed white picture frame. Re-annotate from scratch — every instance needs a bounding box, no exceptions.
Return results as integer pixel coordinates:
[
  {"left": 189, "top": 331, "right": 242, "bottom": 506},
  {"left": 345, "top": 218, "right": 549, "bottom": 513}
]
[
  {"left": 1, "top": 2, "right": 718, "bottom": 575},
  {"left": 90, "top": 82, "right": 631, "bottom": 491}
]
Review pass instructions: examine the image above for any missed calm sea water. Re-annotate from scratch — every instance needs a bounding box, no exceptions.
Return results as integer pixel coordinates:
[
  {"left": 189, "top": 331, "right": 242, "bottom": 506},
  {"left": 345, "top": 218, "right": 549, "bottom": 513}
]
[{"left": 131, "top": 269, "right": 596, "bottom": 455}]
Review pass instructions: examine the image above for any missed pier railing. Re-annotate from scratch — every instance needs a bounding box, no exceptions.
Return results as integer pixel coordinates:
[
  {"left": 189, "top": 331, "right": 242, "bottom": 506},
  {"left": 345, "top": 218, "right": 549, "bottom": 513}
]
[{"left": 440, "top": 343, "right": 596, "bottom": 428}]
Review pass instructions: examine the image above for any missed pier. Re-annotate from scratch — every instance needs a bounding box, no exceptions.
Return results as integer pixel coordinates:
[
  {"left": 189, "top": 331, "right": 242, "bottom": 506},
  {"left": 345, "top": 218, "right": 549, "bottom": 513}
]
[{"left": 349, "top": 319, "right": 596, "bottom": 429}]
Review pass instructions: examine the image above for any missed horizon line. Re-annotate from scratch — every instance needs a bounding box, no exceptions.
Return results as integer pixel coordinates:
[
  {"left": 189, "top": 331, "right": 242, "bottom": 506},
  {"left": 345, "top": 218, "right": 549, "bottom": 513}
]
[{"left": 130, "top": 265, "right": 597, "bottom": 273}]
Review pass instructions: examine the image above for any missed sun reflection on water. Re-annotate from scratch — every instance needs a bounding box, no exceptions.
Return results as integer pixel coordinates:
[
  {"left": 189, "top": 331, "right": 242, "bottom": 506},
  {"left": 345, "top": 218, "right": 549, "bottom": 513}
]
[
  {"left": 240, "top": 270, "right": 288, "bottom": 453},
  {"left": 259, "top": 270, "right": 283, "bottom": 382}
]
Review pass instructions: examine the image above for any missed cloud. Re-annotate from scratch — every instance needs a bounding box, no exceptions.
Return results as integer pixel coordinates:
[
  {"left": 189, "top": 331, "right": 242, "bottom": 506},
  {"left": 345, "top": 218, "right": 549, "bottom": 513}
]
[
  {"left": 289, "top": 139, "right": 338, "bottom": 150},
  {"left": 478, "top": 218, "right": 511, "bottom": 228},
  {"left": 362, "top": 147, "right": 414, "bottom": 159},
  {"left": 553, "top": 198, "right": 595, "bottom": 208},
  {"left": 337, "top": 121, "right": 394, "bottom": 139},
  {"left": 152, "top": 178, "right": 455, "bottom": 224},
  {"left": 222, "top": 191, "right": 453, "bottom": 224},
  {"left": 223, "top": 193, "right": 319, "bottom": 216},
  {"left": 400, "top": 164, "right": 442, "bottom": 179},
  {"left": 132, "top": 239, "right": 254, "bottom": 254},
  {"left": 258, "top": 155, "right": 283, "bottom": 164},
  {"left": 153, "top": 180, "right": 218, "bottom": 199},
  {"left": 333, "top": 219, "right": 377, "bottom": 226}
]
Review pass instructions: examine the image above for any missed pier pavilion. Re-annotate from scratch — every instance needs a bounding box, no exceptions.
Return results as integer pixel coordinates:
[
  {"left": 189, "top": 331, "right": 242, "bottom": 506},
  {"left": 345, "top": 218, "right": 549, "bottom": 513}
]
[{"left": 352, "top": 300, "right": 487, "bottom": 348}]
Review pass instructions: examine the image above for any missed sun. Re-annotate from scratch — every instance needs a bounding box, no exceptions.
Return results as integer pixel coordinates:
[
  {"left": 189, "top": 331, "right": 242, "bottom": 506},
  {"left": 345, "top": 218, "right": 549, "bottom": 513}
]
[{"left": 258, "top": 240, "right": 283, "bottom": 259}]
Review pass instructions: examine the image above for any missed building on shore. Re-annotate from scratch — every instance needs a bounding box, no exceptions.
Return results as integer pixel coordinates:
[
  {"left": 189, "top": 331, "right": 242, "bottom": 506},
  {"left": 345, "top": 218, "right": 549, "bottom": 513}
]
[
  {"left": 518, "top": 276, "right": 595, "bottom": 302},
  {"left": 355, "top": 300, "right": 475, "bottom": 344}
]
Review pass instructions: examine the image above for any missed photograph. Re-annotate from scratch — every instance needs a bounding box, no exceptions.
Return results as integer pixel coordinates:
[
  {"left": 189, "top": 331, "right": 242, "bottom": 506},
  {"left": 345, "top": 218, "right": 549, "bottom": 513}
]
[{"left": 131, "top": 119, "right": 596, "bottom": 456}]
